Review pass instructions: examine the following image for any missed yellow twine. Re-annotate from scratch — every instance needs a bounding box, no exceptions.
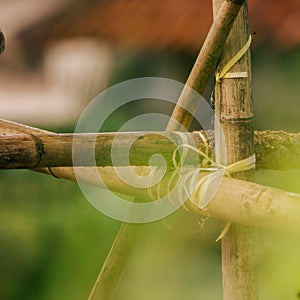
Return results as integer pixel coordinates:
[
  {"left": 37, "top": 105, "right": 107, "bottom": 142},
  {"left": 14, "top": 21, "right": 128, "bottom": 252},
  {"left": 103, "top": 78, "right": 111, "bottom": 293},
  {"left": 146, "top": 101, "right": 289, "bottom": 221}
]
[
  {"left": 172, "top": 144, "right": 255, "bottom": 205},
  {"left": 215, "top": 34, "right": 252, "bottom": 83},
  {"left": 145, "top": 130, "right": 255, "bottom": 240},
  {"left": 172, "top": 141, "right": 255, "bottom": 241},
  {"left": 213, "top": 34, "right": 253, "bottom": 239}
]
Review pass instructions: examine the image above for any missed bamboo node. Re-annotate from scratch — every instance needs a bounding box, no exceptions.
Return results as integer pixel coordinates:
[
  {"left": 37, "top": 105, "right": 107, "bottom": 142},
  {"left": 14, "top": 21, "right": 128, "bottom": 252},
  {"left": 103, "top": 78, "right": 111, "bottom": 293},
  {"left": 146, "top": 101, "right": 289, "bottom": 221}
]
[
  {"left": 48, "top": 167, "right": 60, "bottom": 179},
  {"left": 30, "top": 134, "right": 45, "bottom": 168}
]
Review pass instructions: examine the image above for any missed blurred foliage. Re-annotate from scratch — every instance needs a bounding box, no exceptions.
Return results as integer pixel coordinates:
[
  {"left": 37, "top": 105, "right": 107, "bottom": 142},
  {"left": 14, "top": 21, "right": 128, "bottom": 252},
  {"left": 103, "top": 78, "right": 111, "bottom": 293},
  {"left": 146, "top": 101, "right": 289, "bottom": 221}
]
[
  {"left": 0, "top": 171, "right": 120, "bottom": 300},
  {"left": 253, "top": 48, "right": 300, "bottom": 132},
  {"left": 0, "top": 170, "right": 223, "bottom": 300},
  {"left": 1, "top": 45, "right": 300, "bottom": 299}
]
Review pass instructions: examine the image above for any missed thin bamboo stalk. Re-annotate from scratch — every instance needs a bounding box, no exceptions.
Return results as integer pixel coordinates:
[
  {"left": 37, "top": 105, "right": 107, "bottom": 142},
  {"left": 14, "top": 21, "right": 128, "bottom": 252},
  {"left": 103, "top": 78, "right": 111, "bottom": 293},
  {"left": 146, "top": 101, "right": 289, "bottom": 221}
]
[
  {"left": 88, "top": 222, "right": 143, "bottom": 300},
  {"left": 1, "top": 130, "right": 300, "bottom": 170},
  {"left": 87, "top": 1, "right": 247, "bottom": 297},
  {"left": 166, "top": 0, "right": 246, "bottom": 130},
  {"left": 212, "top": 0, "right": 258, "bottom": 299}
]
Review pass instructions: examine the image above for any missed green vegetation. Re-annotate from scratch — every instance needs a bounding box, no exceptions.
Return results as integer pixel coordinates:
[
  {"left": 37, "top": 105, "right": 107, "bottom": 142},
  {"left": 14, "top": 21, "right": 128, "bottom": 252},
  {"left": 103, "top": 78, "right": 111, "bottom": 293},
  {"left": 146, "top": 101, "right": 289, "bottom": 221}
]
[{"left": 1, "top": 48, "right": 300, "bottom": 299}]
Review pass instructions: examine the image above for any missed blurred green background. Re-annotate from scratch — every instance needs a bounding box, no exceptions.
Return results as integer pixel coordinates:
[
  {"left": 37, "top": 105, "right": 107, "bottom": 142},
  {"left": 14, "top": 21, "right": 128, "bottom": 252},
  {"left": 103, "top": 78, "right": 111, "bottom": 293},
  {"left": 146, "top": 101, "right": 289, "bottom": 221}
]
[{"left": 1, "top": 0, "right": 300, "bottom": 299}]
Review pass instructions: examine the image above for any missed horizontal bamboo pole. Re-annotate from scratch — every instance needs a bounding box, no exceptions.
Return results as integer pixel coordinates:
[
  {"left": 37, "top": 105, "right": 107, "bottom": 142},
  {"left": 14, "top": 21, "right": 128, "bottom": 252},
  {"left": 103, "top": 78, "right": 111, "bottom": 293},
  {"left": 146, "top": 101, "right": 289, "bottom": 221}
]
[
  {"left": 158, "top": 171, "right": 300, "bottom": 232},
  {"left": 35, "top": 165, "right": 300, "bottom": 231},
  {"left": 1, "top": 118, "right": 300, "bottom": 230},
  {"left": 0, "top": 132, "right": 206, "bottom": 169},
  {"left": 1, "top": 130, "right": 300, "bottom": 170}
]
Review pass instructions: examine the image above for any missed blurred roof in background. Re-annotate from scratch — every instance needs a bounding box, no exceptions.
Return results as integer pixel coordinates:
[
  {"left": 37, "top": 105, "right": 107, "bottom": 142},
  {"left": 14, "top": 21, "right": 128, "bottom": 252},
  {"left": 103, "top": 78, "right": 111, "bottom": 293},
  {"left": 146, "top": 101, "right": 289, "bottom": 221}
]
[
  {"left": 20, "top": 0, "right": 300, "bottom": 53},
  {"left": 0, "top": 0, "right": 299, "bottom": 126}
]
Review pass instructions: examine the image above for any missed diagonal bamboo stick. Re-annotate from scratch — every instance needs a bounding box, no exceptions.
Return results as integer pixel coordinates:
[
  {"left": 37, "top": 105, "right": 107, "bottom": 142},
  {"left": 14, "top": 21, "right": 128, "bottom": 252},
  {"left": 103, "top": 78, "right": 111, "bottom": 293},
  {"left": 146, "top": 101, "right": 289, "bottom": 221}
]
[
  {"left": 166, "top": 0, "right": 246, "bottom": 130},
  {"left": 88, "top": 0, "right": 247, "bottom": 297},
  {"left": 1, "top": 129, "right": 300, "bottom": 170},
  {"left": 88, "top": 221, "right": 143, "bottom": 300}
]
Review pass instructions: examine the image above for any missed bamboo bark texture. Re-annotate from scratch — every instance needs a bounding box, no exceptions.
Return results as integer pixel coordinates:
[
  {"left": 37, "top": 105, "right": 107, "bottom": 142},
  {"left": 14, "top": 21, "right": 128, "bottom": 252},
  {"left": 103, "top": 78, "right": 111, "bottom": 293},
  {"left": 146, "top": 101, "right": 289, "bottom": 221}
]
[
  {"left": 2, "top": 120, "right": 300, "bottom": 231},
  {"left": 167, "top": 0, "right": 246, "bottom": 130},
  {"left": 213, "top": 0, "right": 258, "bottom": 299},
  {"left": 1, "top": 128, "right": 300, "bottom": 170}
]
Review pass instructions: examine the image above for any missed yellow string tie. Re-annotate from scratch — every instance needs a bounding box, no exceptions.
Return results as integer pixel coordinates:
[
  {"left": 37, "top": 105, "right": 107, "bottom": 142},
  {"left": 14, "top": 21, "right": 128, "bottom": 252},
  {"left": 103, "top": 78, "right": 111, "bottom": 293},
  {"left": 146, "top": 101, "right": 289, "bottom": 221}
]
[
  {"left": 215, "top": 34, "right": 252, "bottom": 83},
  {"left": 146, "top": 130, "right": 255, "bottom": 241},
  {"left": 213, "top": 34, "right": 253, "bottom": 239},
  {"left": 172, "top": 136, "right": 255, "bottom": 241},
  {"left": 172, "top": 144, "right": 255, "bottom": 207}
]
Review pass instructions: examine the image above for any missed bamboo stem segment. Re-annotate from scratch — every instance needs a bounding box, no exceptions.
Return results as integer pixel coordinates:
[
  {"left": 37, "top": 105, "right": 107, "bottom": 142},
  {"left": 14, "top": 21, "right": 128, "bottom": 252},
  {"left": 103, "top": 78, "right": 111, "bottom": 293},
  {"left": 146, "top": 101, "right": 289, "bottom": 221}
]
[
  {"left": 166, "top": 0, "right": 245, "bottom": 130},
  {"left": 1, "top": 129, "right": 300, "bottom": 170},
  {"left": 2, "top": 121, "right": 300, "bottom": 232},
  {"left": 89, "top": 1, "right": 246, "bottom": 297},
  {"left": 30, "top": 165, "right": 300, "bottom": 232},
  {"left": 0, "top": 132, "right": 203, "bottom": 169},
  {"left": 212, "top": 0, "right": 258, "bottom": 299},
  {"left": 1, "top": 121, "right": 300, "bottom": 232},
  {"left": 26, "top": 164, "right": 300, "bottom": 231}
]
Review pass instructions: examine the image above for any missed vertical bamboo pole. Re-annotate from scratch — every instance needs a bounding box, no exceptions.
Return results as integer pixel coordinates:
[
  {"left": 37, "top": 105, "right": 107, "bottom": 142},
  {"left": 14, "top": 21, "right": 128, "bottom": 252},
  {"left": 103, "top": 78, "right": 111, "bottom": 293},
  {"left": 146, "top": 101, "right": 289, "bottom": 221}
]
[{"left": 212, "top": 1, "right": 258, "bottom": 299}]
